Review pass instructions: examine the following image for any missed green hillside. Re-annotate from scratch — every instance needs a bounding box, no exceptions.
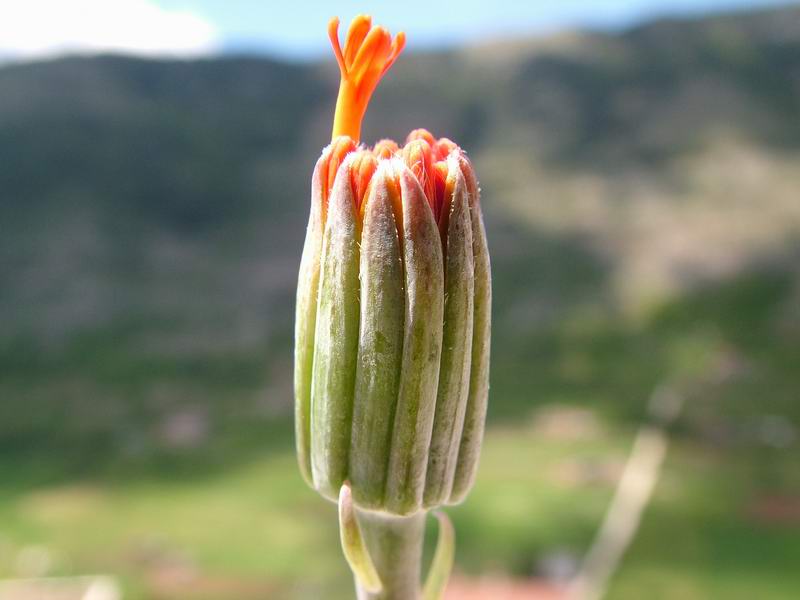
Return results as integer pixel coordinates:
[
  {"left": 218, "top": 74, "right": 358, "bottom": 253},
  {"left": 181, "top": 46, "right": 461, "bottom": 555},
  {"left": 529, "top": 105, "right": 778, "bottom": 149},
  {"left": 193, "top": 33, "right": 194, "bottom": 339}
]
[{"left": 1, "top": 6, "right": 799, "bottom": 599}]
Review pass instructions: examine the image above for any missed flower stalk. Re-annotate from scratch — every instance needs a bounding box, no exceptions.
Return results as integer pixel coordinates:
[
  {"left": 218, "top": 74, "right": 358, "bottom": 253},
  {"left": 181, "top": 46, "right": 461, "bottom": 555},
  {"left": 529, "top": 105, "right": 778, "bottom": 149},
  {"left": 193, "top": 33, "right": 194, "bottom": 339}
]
[{"left": 355, "top": 510, "right": 426, "bottom": 600}]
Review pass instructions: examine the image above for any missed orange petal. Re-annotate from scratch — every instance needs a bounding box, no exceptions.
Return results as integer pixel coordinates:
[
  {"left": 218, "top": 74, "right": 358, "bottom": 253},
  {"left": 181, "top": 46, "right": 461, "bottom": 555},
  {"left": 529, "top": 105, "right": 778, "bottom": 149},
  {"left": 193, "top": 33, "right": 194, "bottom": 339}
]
[
  {"left": 349, "top": 151, "right": 378, "bottom": 214},
  {"left": 343, "top": 15, "right": 372, "bottom": 69},
  {"left": 327, "top": 17, "right": 347, "bottom": 77},
  {"left": 401, "top": 139, "right": 436, "bottom": 214},
  {"left": 434, "top": 137, "right": 459, "bottom": 161},
  {"left": 322, "top": 136, "right": 358, "bottom": 209},
  {"left": 373, "top": 139, "right": 400, "bottom": 159},
  {"left": 406, "top": 128, "right": 436, "bottom": 148}
]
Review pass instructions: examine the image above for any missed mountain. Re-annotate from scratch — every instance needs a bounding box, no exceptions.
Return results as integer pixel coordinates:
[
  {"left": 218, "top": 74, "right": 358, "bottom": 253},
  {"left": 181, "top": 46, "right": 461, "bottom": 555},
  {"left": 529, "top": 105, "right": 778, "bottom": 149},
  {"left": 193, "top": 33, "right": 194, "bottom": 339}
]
[{"left": 1, "top": 6, "right": 799, "bottom": 467}]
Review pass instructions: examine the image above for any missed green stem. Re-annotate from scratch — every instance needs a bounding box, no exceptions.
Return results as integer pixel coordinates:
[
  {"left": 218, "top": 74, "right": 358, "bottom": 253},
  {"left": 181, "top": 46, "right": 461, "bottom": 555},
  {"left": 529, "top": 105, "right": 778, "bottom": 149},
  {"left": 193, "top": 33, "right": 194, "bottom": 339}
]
[{"left": 354, "top": 509, "right": 427, "bottom": 600}]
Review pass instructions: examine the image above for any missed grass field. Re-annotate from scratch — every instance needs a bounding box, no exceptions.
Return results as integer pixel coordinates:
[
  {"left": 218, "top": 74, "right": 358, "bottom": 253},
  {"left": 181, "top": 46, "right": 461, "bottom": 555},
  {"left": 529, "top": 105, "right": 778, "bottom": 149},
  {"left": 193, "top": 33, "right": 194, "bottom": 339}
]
[
  {"left": 1, "top": 416, "right": 798, "bottom": 599},
  {"left": 2, "top": 272, "right": 798, "bottom": 599}
]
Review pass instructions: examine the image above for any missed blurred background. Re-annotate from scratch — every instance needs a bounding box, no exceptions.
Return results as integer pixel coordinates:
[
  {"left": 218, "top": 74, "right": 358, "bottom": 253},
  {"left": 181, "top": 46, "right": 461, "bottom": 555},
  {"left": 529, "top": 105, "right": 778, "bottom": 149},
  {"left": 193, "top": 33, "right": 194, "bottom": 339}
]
[{"left": 1, "top": 0, "right": 799, "bottom": 598}]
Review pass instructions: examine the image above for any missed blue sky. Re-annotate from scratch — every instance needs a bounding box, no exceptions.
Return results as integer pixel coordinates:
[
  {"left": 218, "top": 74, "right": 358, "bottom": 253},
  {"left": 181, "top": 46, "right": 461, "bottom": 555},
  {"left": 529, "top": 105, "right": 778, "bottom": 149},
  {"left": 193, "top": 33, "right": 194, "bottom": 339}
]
[
  {"left": 159, "top": 0, "right": 798, "bottom": 56},
  {"left": 0, "top": 0, "right": 796, "bottom": 61}
]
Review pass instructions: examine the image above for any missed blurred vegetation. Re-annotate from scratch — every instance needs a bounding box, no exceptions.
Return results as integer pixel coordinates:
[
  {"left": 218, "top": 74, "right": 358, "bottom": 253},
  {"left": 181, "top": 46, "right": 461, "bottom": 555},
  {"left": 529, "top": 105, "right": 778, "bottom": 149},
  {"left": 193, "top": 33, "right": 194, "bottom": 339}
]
[{"left": 1, "top": 6, "right": 799, "bottom": 599}]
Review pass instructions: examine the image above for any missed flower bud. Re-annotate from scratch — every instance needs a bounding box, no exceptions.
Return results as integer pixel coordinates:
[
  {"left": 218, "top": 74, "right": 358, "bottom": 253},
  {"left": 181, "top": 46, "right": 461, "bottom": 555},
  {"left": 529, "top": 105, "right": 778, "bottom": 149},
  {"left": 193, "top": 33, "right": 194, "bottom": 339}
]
[
  {"left": 295, "top": 14, "right": 490, "bottom": 516},
  {"left": 296, "top": 132, "right": 490, "bottom": 514}
]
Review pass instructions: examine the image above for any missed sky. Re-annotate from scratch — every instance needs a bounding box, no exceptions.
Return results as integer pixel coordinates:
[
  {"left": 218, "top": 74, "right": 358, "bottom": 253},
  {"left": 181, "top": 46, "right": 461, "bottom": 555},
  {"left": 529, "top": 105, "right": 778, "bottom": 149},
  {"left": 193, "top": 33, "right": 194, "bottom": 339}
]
[{"left": 0, "top": 0, "right": 796, "bottom": 61}]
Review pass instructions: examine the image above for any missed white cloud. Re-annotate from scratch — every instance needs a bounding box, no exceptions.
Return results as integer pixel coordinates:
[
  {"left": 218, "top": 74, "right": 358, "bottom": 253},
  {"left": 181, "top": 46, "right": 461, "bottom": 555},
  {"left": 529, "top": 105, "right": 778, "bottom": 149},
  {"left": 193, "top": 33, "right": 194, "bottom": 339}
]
[{"left": 0, "top": 0, "right": 220, "bottom": 60}]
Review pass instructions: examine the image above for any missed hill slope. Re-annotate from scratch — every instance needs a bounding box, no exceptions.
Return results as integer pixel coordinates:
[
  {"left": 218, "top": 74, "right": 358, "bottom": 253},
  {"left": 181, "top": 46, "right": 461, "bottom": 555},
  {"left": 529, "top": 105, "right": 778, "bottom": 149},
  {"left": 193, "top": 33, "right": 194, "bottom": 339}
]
[{"left": 1, "top": 5, "right": 799, "bottom": 463}]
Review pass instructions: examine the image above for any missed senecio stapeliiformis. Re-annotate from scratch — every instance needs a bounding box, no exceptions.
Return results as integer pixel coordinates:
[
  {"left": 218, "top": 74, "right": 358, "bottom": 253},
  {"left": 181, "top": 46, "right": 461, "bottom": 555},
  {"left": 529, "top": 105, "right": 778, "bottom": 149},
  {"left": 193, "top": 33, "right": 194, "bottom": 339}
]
[{"left": 293, "top": 15, "right": 491, "bottom": 600}]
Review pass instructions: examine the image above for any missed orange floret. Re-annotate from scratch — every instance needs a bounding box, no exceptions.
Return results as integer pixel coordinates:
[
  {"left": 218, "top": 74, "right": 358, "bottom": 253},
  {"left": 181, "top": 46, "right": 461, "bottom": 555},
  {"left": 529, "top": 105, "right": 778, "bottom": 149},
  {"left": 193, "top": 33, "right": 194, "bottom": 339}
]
[
  {"left": 328, "top": 16, "right": 405, "bottom": 142},
  {"left": 372, "top": 139, "right": 400, "bottom": 159},
  {"left": 401, "top": 138, "right": 436, "bottom": 214},
  {"left": 322, "top": 136, "right": 358, "bottom": 209},
  {"left": 349, "top": 150, "right": 378, "bottom": 212},
  {"left": 406, "top": 128, "right": 437, "bottom": 148}
]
